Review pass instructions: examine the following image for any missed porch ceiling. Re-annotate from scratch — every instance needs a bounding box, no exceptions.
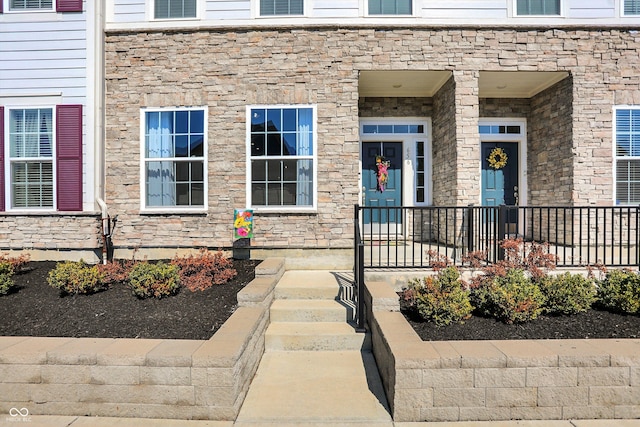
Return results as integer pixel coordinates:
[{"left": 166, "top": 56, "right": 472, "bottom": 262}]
[{"left": 358, "top": 71, "right": 569, "bottom": 98}]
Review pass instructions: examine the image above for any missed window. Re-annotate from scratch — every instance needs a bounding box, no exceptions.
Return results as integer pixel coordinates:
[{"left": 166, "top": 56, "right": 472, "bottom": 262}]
[
  {"left": 368, "top": 0, "right": 412, "bottom": 15},
  {"left": 248, "top": 106, "right": 315, "bottom": 209},
  {"left": 623, "top": 0, "right": 640, "bottom": 15},
  {"left": 615, "top": 108, "right": 640, "bottom": 205},
  {"left": 142, "top": 108, "right": 206, "bottom": 209},
  {"left": 9, "top": 0, "right": 52, "bottom": 10},
  {"left": 8, "top": 108, "right": 54, "bottom": 208},
  {"left": 154, "top": 0, "right": 196, "bottom": 19},
  {"left": 0, "top": 105, "right": 82, "bottom": 212},
  {"left": 516, "top": 0, "right": 560, "bottom": 15},
  {"left": 260, "top": 0, "right": 303, "bottom": 16}
]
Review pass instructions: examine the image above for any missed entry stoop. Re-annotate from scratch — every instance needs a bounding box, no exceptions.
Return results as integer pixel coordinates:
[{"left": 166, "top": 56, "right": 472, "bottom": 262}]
[{"left": 235, "top": 270, "right": 392, "bottom": 426}]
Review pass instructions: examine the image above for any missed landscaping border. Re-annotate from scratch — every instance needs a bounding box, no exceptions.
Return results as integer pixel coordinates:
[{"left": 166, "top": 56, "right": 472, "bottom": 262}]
[
  {"left": 365, "top": 280, "right": 640, "bottom": 422},
  {"left": 0, "top": 258, "right": 284, "bottom": 421}
]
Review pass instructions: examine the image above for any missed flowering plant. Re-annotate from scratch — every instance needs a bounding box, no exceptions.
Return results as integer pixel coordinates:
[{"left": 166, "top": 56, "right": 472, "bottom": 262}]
[
  {"left": 376, "top": 155, "right": 390, "bottom": 192},
  {"left": 234, "top": 210, "right": 253, "bottom": 239}
]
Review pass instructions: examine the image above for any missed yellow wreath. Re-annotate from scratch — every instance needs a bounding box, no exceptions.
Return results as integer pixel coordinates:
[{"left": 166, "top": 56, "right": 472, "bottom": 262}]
[{"left": 487, "top": 147, "right": 508, "bottom": 169}]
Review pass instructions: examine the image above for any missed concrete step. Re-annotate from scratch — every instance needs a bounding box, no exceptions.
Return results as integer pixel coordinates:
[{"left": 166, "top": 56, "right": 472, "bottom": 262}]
[
  {"left": 274, "top": 270, "right": 349, "bottom": 300},
  {"left": 265, "top": 322, "right": 370, "bottom": 351},
  {"left": 270, "top": 299, "right": 351, "bottom": 322}
]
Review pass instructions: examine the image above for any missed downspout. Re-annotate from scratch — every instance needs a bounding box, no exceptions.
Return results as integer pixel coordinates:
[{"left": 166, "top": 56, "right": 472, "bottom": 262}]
[{"left": 96, "top": 197, "right": 114, "bottom": 264}]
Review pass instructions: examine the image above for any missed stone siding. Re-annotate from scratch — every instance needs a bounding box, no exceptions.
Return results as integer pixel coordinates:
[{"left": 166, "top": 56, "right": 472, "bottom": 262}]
[{"left": 104, "top": 27, "right": 640, "bottom": 252}]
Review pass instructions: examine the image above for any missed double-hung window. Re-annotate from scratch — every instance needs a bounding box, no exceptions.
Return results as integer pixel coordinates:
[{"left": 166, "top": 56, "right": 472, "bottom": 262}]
[
  {"left": 2, "top": 0, "right": 82, "bottom": 12},
  {"left": 260, "top": 0, "right": 303, "bottom": 16},
  {"left": 142, "top": 108, "right": 206, "bottom": 210},
  {"left": 368, "top": 0, "right": 412, "bottom": 15},
  {"left": 623, "top": 0, "right": 640, "bottom": 15},
  {"left": 9, "top": 0, "right": 52, "bottom": 10},
  {"left": 0, "top": 104, "right": 83, "bottom": 212},
  {"left": 8, "top": 108, "right": 54, "bottom": 209},
  {"left": 154, "top": 0, "right": 196, "bottom": 19},
  {"left": 248, "top": 106, "right": 316, "bottom": 209},
  {"left": 614, "top": 107, "right": 640, "bottom": 205},
  {"left": 515, "top": 0, "right": 560, "bottom": 15}
]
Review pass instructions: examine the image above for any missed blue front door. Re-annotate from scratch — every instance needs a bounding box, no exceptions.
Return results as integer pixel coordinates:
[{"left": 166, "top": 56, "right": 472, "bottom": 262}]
[
  {"left": 482, "top": 142, "right": 519, "bottom": 224},
  {"left": 362, "top": 142, "right": 403, "bottom": 232}
]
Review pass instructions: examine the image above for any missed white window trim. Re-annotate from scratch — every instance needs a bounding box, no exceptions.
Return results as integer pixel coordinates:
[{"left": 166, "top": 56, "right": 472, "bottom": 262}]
[
  {"left": 139, "top": 106, "right": 209, "bottom": 213},
  {"left": 245, "top": 104, "right": 318, "bottom": 213},
  {"left": 512, "top": 0, "right": 564, "bottom": 17},
  {"left": 363, "top": 0, "right": 415, "bottom": 17},
  {"left": 4, "top": 105, "right": 57, "bottom": 212},
  {"left": 359, "top": 117, "right": 431, "bottom": 207},
  {"left": 147, "top": 0, "right": 201, "bottom": 22},
  {"left": 252, "top": 0, "right": 310, "bottom": 18},
  {"left": 3, "top": 0, "right": 55, "bottom": 13},
  {"left": 613, "top": 105, "right": 640, "bottom": 205}
]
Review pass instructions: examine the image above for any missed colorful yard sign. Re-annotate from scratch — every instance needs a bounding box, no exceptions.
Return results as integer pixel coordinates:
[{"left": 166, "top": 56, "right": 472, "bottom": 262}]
[{"left": 234, "top": 209, "right": 254, "bottom": 239}]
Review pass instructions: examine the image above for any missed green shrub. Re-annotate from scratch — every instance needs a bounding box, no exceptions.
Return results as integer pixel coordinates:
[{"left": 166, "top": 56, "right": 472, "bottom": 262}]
[
  {"left": 47, "top": 261, "right": 105, "bottom": 295},
  {"left": 405, "top": 266, "right": 473, "bottom": 326},
  {"left": 472, "top": 269, "right": 546, "bottom": 324},
  {"left": 539, "top": 272, "right": 597, "bottom": 314},
  {"left": 171, "top": 249, "right": 237, "bottom": 292},
  {"left": 128, "top": 262, "right": 180, "bottom": 299},
  {"left": 0, "top": 261, "right": 15, "bottom": 295},
  {"left": 597, "top": 269, "right": 640, "bottom": 314}
]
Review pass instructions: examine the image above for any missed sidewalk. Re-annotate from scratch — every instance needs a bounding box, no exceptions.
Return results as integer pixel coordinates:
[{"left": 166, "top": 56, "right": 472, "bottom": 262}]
[{"left": 9, "top": 415, "right": 640, "bottom": 426}]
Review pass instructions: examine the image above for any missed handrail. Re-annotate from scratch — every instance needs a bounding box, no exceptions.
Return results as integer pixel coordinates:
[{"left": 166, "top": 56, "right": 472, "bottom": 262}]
[{"left": 354, "top": 204, "right": 366, "bottom": 332}]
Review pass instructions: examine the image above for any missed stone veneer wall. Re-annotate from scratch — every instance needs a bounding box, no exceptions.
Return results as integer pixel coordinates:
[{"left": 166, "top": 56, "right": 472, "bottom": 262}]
[
  {"left": 365, "top": 280, "right": 640, "bottom": 423},
  {"left": 104, "top": 27, "right": 640, "bottom": 252},
  {"left": 359, "top": 97, "right": 433, "bottom": 118},
  {"left": 0, "top": 214, "right": 101, "bottom": 261},
  {"left": 0, "top": 258, "right": 284, "bottom": 421}
]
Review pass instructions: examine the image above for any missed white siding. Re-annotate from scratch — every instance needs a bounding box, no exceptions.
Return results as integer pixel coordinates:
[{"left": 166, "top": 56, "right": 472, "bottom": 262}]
[
  {"left": 0, "top": 1, "right": 96, "bottom": 211},
  {"left": 205, "top": 0, "right": 251, "bottom": 20},
  {"left": 567, "top": 0, "right": 615, "bottom": 18},
  {"left": 105, "top": 1, "right": 640, "bottom": 31}
]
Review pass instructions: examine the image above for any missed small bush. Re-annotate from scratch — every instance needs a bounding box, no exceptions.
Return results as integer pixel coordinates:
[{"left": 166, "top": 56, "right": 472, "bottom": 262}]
[
  {"left": 0, "top": 262, "right": 15, "bottom": 295},
  {"left": 128, "top": 262, "right": 180, "bottom": 299},
  {"left": 597, "top": 269, "right": 640, "bottom": 315},
  {"left": 96, "top": 260, "right": 134, "bottom": 287},
  {"left": 404, "top": 266, "right": 473, "bottom": 326},
  {"left": 0, "top": 253, "right": 30, "bottom": 273},
  {"left": 539, "top": 272, "right": 597, "bottom": 314},
  {"left": 472, "top": 268, "right": 546, "bottom": 324},
  {"left": 47, "top": 261, "right": 105, "bottom": 295},
  {"left": 171, "top": 249, "right": 237, "bottom": 292}
]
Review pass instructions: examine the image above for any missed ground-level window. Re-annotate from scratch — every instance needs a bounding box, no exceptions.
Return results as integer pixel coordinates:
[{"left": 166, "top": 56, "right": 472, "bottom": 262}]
[
  {"left": 142, "top": 108, "right": 206, "bottom": 209},
  {"left": 368, "top": 0, "right": 412, "bottom": 15},
  {"left": 624, "top": 0, "right": 640, "bottom": 15},
  {"left": 248, "top": 106, "right": 315, "bottom": 209},
  {"left": 515, "top": 0, "right": 560, "bottom": 15},
  {"left": 154, "top": 0, "right": 196, "bottom": 19},
  {"left": 260, "top": 0, "right": 303, "bottom": 16},
  {"left": 614, "top": 107, "right": 640, "bottom": 205},
  {"left": 8, "top": 108, "right": 53, "bottom": 208}
]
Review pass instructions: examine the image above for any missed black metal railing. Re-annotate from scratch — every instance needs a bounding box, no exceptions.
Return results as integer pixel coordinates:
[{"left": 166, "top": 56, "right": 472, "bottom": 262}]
[
  {"left": 356, "top": 205, "right": 640, "bottom": 269},
  {"left": 353, "top": 205, "right": 366, "bottom": 332}
]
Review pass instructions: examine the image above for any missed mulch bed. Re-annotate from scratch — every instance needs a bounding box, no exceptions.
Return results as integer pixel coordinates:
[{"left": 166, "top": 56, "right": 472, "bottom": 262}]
[
  {"left": 0, "top": 260, "right": 260, "bottom": 340},
  {"left": 401, "top": 298, "right": 640, "bottom": 341}
]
